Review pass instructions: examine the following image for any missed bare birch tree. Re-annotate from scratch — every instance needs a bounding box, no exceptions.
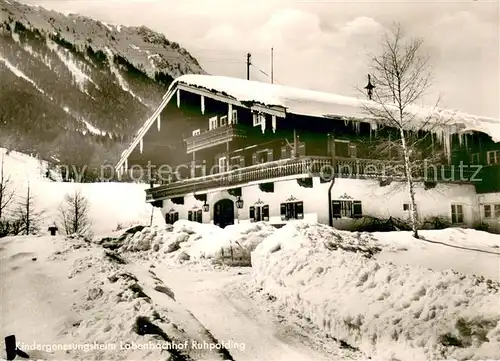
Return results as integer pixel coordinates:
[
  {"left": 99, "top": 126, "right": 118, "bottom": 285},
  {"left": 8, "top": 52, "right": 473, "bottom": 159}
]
[
  {"left": 0, "top": 154, "right": 15, "bottom": 221},
  {"left": 16, "top": 181, "right": 45, "bottom": 235},
  {"left": 59, "top": 190, "right": 91, "bottom": 236},
  {"left": 363, "top": 23, "right": 445, "bottom": 239}
]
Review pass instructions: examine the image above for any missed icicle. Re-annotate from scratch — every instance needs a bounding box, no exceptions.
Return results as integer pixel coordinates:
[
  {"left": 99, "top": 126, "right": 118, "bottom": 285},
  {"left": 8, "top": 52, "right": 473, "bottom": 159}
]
[
  {"left": 272, "top": 115, "right": 276, "bottom": 133},
  {"left": 261, "top": 114, "right": 266, "bottom": 134},
  {"left": 139, "top": 138, "right": 143, "bottom": 153},
  {"left": 157, "top": 114, "right": 161, "bottom": 131},
  {"left": 201, "top": 95, "right": 205, "bottom": 114},
  {"left": 228, "top": 104, "right": 233, "bottom": 124},
  {"left": 177, "top": 89, "right": 180, "bottom": 108}
]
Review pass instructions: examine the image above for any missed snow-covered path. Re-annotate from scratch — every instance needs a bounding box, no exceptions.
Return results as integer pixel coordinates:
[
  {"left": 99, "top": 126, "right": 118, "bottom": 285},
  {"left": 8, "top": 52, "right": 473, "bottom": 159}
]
[{"left": 147, "top": 267, "right": 364, "bottom": 361}]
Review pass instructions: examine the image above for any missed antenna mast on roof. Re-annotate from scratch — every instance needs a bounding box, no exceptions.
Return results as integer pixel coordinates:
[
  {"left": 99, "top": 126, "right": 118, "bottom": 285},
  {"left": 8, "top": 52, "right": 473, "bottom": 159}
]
[
  {"left": 271, "top": 47, "right": 274, "bottom": 84},
  {"left": 246, "top": 53, "right": 252, "bottom": 80}
]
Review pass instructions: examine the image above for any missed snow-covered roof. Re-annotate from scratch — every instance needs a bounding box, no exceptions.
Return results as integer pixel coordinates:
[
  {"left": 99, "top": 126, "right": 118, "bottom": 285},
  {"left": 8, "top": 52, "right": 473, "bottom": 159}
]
[{"left": 171, "top": 74, "right": 500, "bottom": 143}]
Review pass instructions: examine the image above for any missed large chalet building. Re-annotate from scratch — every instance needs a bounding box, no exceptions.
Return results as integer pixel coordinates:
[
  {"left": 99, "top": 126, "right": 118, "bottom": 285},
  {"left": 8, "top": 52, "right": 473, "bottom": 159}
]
[{"left": 115, "top": 75, "right": 500, "bottom": 232}]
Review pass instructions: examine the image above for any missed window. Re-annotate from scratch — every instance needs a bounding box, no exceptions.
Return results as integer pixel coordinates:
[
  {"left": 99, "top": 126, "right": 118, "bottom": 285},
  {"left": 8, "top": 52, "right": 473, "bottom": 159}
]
[
  {"left": 220, "top": 115, "right": 228, "bottom": 127},
  {"left": 253, "top": 113, "right": 264, "bottom": 127},
  {"left": 230, "top": 155, "right": 244, "bottom": 168},
  {"left": 487, "top": 151, "right": 499, "bottom": 165},
  {"left": 331, "top": 200, "right": 362, "bottom": 219},
  {"left": 188, "top": 209, "right": 203, "bottom": 223},
  {"left": 165, "top": 212, "right": 179, "bottom": 225},
  {"left": 280, "top": 201, "right": 304, "bottom": 221},
  {"left": 451, "top": 204, "right": 464, "bottom": 224},
  {"left": 390, "top": 147, "right": 399, "bottom": 159},
  {"left": 334, "top": 141, "right": 349, "bottom": 158},
  {"left": 249, "top": 205, "right": 269, "bottom": 222},
  {"left": 218, "top": 156, "right": 227, "bottom": 173},
  {"left": 252, "top": 149, "right": 273, "bottom": 164},
  {"left": 484, "top": 204, "right": 500, "bottom": 219},
  {"left": 192, "top": 129, "right": 200, "bottom": 136},
  {"left": 484, "top": 205, "right": 491, "bottom": 218},
  {"left": 281, "top": 142, "right": 305, "bottom": 159},
  {"left": 403, "top": 203, "right": 417, "bottom": 212},
  {"left": 209, "top": 116, "right": 218, "bottom": 130},
  {"left": 471, "top": 153, "right": 480, "bottom": 164}
]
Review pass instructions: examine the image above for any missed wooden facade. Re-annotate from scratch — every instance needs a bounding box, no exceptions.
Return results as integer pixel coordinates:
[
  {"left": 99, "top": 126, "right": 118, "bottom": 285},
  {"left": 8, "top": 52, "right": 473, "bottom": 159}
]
[{"left": 117, "top": 76, "right": 500, "bottom": 230}]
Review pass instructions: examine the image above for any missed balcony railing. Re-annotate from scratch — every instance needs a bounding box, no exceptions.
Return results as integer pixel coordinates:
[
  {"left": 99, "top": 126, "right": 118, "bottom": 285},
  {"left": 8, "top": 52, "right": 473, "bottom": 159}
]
[
  {"left": 145, "top": 156, "right": 478, "bottom": 202},
  {"left": 185, "top": 123, "right": 247, "bottom": 153}
]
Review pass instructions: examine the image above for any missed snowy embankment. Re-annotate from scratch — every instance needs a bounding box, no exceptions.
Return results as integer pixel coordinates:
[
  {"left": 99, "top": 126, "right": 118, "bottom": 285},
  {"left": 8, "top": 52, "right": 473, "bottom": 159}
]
[
  {"left": 0, "top": 234, "right": 235, "bottom": 361},
  {"left": 251, "top": 222, "right": 500, "bottom": 361},
  {"left": 99, "top": 220, "right": 275, "bottom": 269},
  {"left": 1, "top": 148, "right": 161, "bottom": 235}
]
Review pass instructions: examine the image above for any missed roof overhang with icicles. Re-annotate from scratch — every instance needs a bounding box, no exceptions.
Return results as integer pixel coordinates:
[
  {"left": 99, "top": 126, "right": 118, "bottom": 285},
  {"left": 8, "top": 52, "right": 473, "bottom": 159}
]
[{"left": 115, "top": 74, "right": 500, "bottom": 171}]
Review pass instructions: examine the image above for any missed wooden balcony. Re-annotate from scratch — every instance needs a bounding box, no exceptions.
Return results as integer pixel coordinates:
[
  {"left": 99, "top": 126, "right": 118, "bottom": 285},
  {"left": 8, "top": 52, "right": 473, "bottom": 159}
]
[
  {"left": 185, "top": 123, "right": 247, "bottom": 154},
  {"left": 145, "top": 156, "right": 478, "bottom": 202}
]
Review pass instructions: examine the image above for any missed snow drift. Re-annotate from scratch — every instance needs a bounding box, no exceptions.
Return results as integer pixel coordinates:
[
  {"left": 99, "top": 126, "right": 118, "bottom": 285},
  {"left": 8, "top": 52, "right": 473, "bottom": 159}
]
[
  {"left": 100, "top": 220, "right": 276, "bottom": 268},
  {"left": 251, "top": 222, "right": 500, "bottom": 361}
]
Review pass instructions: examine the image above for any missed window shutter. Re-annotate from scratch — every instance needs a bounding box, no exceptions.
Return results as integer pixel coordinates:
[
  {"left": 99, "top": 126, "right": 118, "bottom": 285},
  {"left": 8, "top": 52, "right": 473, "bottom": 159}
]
[
  {"left": 249, "top": 206, "right": 255, "bottom": 222},
  {"left": 332, "top": 201, "right": 341, "bottom": 218},
  {"left": 165, "top": 213, "right": 171, "bottom": 224},
  {"left": 280, "top": 203, "right": 287, "bottom": 221},
  {"left": 239, "top": 155, "right": 245, "bottom": 168},
  {"left": 298, "top": 142, "right": 305, "bottom": 156},
  {"left": 457, "top": 205, "right": 464, "bottom": 223},
  {"left": 267, "top": 149, "right": 274, "bottom": 162},
  {"left": 296, "top": 201, "right": 304, "bottom": 219},
  {"left": 495, "top": 204, "right": 500, "bottom": 218},
  {"left": 262, "top": 205, "right": 270, "bottom": 221},
  {"left": 349, "top": 145, "right": 357, "bottom": 158},
  {"left": 188, "top": 210, "right": 193, "bottom": 221},
  {"left": 196, "top": 210, "right": 202, "bottom": 223},
  {"left": 252, "top": 153, "right": 258, "bottom": 165},
  {"left": 281, "top": 146, "right": 287, "bottom": 159},
  {"left": 173, "top": 212, "right": 179, "bottom": 222},
  {"left": 352, "top": 201, "right": 362, "bottom": 218}
]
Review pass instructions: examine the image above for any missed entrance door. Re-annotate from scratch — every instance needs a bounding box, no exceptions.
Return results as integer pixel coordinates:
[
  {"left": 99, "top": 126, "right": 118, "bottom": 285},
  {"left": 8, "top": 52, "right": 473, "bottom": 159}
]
[{"left": 214, "top": 199, "right": 235, "bottom": 228}]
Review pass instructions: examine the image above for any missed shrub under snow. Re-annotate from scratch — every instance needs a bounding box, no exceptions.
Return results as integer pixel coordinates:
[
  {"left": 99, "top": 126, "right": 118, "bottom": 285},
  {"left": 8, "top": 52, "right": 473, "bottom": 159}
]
[{"left": 251, "top": 222, "right": 500, "bottom": 361}]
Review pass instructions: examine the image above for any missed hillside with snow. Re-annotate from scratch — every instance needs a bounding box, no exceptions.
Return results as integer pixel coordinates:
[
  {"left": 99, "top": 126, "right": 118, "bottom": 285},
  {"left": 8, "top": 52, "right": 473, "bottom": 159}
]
[
  {"left": 0, "top": 148, "right": 161, "bottom": 235},
  {"left": 0, "top": 0, "right": 205, "bottom": 167}
]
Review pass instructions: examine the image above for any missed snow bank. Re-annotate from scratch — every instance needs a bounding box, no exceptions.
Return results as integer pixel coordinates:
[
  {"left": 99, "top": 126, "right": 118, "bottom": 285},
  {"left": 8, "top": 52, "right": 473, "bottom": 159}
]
[
  {"left": 251, "top": 222, "right": 500, "bottom": 361},
  {"left": 102, "top": 220, "right": 276, "bottom": 268},
  {"left": 0, "top": 234, "right": 230, "bottom": 361}
]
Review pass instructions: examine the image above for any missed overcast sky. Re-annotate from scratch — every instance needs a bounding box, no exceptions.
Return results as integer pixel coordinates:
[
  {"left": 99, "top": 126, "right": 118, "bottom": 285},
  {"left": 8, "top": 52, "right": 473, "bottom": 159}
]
[{"left": 21, "top": 0, "right": 499, "bottom": 118}]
